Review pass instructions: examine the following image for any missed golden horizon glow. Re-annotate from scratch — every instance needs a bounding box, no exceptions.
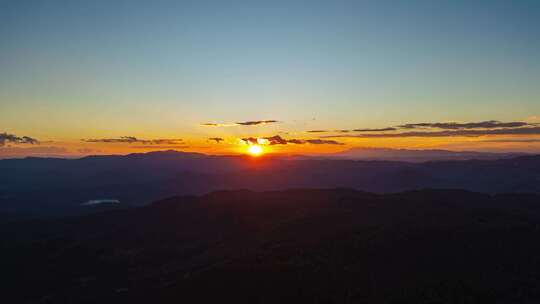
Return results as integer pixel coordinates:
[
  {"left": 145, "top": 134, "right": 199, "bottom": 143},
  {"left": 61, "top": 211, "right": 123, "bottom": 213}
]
[{"left": 2, "top": 131, "right": 540, "bottom": 159}]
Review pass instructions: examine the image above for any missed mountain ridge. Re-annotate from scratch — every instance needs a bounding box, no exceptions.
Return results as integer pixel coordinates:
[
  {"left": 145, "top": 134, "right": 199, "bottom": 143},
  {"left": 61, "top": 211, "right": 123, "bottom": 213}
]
[{"left": 1, "top": 152, "right": 540, "bottom": 218}]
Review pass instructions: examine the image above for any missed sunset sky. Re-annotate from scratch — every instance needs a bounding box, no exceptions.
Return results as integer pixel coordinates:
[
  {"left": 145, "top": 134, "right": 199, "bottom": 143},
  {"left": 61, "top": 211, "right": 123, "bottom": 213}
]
[{"left": 1, "top": 0, "right": 540, "bottom": 157}]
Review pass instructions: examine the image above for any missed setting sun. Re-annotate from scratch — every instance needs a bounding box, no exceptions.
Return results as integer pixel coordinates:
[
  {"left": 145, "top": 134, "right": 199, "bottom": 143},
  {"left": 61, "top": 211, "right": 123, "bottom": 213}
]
[{"left": 247, "top": 145, "right": 263, "bottom": 156}]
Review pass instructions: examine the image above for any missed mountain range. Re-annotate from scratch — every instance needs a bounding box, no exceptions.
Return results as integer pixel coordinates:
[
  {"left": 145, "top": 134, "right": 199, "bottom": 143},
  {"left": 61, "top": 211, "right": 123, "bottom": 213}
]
[
  {"left": 1, "top": 150, "right": 540, "bottom": 219},
  {"left": 326, "top": 147, "right": 526, "bottom": 162}
]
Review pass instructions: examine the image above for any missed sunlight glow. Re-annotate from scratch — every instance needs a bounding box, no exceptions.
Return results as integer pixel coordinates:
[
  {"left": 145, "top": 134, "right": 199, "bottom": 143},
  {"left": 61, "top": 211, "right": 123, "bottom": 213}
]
[{"left": 247, "top": 145, "right": 263, "bottom": 156}]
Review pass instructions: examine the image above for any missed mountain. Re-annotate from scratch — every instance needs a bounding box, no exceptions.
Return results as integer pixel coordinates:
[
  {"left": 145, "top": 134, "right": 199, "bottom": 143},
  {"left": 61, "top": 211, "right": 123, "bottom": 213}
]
[
  {"left": 326, "top": 147, "right": 526, "bottom": 162},
  {"left": 3, "top": 189, "right": 540, "bottom": 303},
  {"left": 1, "top": 150, "right": 540, "bottom": 218}
]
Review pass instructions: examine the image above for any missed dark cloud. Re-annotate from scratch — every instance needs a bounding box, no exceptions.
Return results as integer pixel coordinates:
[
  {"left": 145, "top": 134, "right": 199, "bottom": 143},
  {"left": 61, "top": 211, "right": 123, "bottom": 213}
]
[
  {"left": 241, "top": 135, "right": 343, "bottom": 146},
  {"left": 287, "top": 139, "right": 305, "bottom": 144},
  {"left": 208, "top": 137, "right": 224, "bottom": 143},
  {"left": 305, "top": 139, "right": 344, "bottom": 145},
  {"left": 265, "top": 135, "right": 288, "bottom": 145},
  {"left": 480, "top": 138, "right": 540, "bottom": 143},
  {"left": 308, "top": 121, "right": 533, "bottom": 135},
  {"left": 141, "top": 139, "right": 184, "bottom": 145},
  {"left": 201, "top": 123, "right": 225, "bottom": 127},
  {"left": 241, "top": 137, "right": 259, "bottom": 145},
  {"left": 82, "top": 136, "right": 139, "bottom": 143},
  {"left": 398, "top": 120, "right": 531, "bottom": 130},
  {"left": 202, "top": 120, "right": 278, "bottom": 127},
  {"left": 353, "top": 127, "right": 397, "bottom": 132},
  {"left": 307, "top": 129, "right": 351, "bottom": 133},
  {"left": 81, "top": 137, "right": 183, "bottom": 145},
  {"left": 323, "top": 127, "right": 540, "bottom": 138},
  {"left": 0, "top": 132, "right": 39, "bottom": 146},
  {"left": 236, "top": 120, "right": 278, "bottom": 126}
]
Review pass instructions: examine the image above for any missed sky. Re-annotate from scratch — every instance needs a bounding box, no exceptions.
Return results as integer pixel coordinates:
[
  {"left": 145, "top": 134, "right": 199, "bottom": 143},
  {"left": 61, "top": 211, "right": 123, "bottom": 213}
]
[{"left": 1, "top": 0, "right": 540, "bottom": 157}]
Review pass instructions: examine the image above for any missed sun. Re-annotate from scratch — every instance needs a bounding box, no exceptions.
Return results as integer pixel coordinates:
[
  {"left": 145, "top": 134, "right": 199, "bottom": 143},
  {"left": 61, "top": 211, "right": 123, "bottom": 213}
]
[{"left": 247, "top": 145, "right": 263, "bottom": 156}]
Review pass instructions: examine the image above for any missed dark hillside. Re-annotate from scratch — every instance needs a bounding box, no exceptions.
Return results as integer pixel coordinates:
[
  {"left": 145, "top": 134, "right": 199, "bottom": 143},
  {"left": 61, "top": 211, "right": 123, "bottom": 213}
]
[{"left": 3, "top": 189, "right": 540, "bottom": 303}]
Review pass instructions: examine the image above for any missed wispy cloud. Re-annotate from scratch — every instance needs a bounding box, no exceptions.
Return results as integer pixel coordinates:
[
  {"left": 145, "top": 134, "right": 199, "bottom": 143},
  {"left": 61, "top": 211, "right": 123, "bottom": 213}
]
[
  {"left": 0, "top": 132, "right": 39, "bottom": 146},
  {"left": 480, "top": 138, "right": 540, "bottom": 143},
  {"left": 307, "top": 128, "right": 396, "bottom": 133},
  {"left": 397, "top": 120, "right": 531, "bottom": 130},
  {"left": 240, "top": 137, "right": 260, "bottom": 145},
  {"left": 308, "top": 120, "right": 536, "bottom": 135},
  {"left": 208, "top": 137, "right": 224, "bottom": 143},
  {"left": 323, "top": 127, "right": 540, "bottom": 138},
  {"left": 353, "top": 127, "right": 397, "bottom": 132},
  {"left": 201, "top": 123, "right": 237, "bottom": 127},
  {"left": 236, "top": 120, "right": 278, "bottom": 125},
  {"left": 201, "top": 120, "right": 278, "bottom": 127},
  {"left": 307, "top": 129, "right": 352, "bottom": 133},
  {"left": 141, "top": 139, "right": 184, "bottom": 145},
  {"left": 241, "top": 135, "right": 343, "bottom": 145},
  {"left": 314, "top": 120, "right": 540, "bottom": 139},
  {"left": 304, "top": 139, "right": 344, "bottom": 145},
  {"left": 81, "top": 137, "right": 183, "bottom": 144}
]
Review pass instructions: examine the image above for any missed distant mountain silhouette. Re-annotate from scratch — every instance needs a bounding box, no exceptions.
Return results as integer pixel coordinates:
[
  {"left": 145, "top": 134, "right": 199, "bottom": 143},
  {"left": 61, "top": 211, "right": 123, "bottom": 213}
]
[
  {"left": 3, "top": 189, "right": 540, "bottom": 303},
  {"left": 1, "top": 150, "right": 540, "bottom": 218},
  {"left": 326, "top": 147, "right": 526, "bottom": 162}
]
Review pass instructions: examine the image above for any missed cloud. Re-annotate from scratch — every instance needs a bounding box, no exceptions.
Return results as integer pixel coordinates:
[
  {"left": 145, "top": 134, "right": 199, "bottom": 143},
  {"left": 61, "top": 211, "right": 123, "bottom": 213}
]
[
  {"left": 323, "top": 127, "right": 540, "bottom": 138},
  {"left": 317, "top": 120, "right": 540, "bottom": 139},
  {"left": 307, "top": 129, "right": 352, "bottom": 133},
  {"left": 208, "top": 137, "right": 224, "bottom": 143},
  {"left": 398, "top": 120, "right": 531, "bottom": 130},
  {"left": 81, "top": 136, "right": 139, "bottom": 143},
  {"left": 287, "top": 139, "right": 305, "bottom": 144},
  {"left": 201, "top": 120, "right": 278, "bottom": 127},
  {"left": 88, "top": 136, "right": 135, "bottom": 143},
  {"left": 241, "top": 137, "right": 256, "bottom": 145},
  {"left": 353, "top": 127, "right": 397, "bottom": 132},
  {"left": 201, "top": 123, "right": 237, "bottom": 127},
  {"left": 307, "top": 121, "right": 536, "bottom": 137},
  {"left": 0, "top": 132, "right": 39, "bottom": 146},
  {"left": 265, "top": 135, "right": 288, "bottom": 145},
  {"left": 236, "top": 120, "right": 278, "bottom": 126},
  {"left": 241, "top": 135, "right": 343, "bottom": 145},
  {"left": 81, "top": 137, "right": 183, "bottom": 144},
  {"left": 141, "top": 139, "right": 184, "bottom": 145},
  {"left": 480, "top": 138, "right": 540, "bottom": 143},
  {"left": 304, "top": 139, "right": 344, "bottom": 145}
]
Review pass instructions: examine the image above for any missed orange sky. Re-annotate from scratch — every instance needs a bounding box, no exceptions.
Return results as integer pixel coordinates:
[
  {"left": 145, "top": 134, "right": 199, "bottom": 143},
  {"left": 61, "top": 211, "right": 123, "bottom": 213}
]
[{"left": 2, "top": 123, "right": 540, "bottom": 159}]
